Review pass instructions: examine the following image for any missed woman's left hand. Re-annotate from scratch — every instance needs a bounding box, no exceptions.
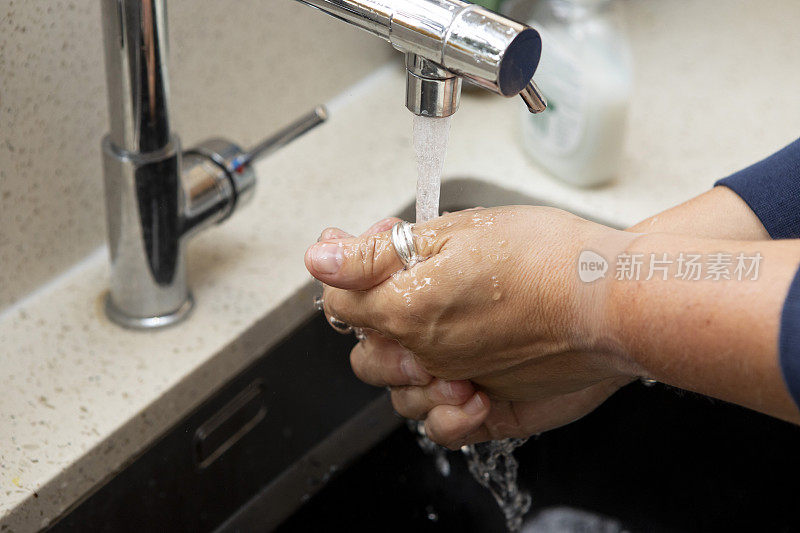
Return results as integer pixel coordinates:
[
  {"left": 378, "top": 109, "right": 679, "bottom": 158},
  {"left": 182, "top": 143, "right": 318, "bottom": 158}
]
[{"left": 353, "top": 331, "right": 630, "bottom": 448}]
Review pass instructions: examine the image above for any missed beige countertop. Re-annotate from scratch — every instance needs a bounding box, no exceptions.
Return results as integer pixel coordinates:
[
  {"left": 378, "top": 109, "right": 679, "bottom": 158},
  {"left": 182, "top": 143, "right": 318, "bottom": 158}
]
[{"left": 2, "top": 1, "right": 800, "bottom": 530}]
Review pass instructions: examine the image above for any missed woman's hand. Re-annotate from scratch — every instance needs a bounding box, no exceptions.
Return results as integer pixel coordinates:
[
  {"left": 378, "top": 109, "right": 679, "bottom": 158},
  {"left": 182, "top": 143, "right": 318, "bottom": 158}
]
[
  {"left": 305, "top": 206, "right": 640, "bottom": 447},
  {"left": 354, "top": 332, "right": 630, "bottom": 448}
]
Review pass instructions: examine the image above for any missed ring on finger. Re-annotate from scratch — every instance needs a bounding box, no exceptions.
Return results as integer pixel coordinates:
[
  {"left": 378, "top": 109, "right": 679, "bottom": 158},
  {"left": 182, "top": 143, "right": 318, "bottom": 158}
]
[
  {"left": 390, "top": 221, "right": 419, "bottom": 269},
  {"left": 315, "top": 295, "right": 363, "bottom": 337},
  {"left": 328, "top": 315, "right": 353, "bottom": 334}
]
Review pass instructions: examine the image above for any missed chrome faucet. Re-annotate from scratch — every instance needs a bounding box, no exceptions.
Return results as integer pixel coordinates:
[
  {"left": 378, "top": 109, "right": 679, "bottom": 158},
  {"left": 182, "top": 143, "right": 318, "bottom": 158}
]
[
  {"left": 99, "top": 0, "right": 544, "bottom": 330},
  {"left": 297, "top": 0, "right": 547, "bottom": 117},
  {"left": 99, "top": 0, "right": 326, "bottom": 329}
]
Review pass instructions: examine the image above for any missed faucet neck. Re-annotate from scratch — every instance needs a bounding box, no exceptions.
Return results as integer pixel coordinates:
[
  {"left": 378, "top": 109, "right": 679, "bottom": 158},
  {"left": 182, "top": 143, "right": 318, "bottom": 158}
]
[
  {"left": 100, "top": 0, "right": 173, "bottom": 153},
  {"left": 298, "top": 0, "right": 542, "bottom": 99}
]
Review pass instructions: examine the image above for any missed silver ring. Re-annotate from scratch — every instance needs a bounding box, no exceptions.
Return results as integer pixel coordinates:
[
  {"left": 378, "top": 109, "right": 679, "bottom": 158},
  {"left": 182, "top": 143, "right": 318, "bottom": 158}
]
[
  {"left": 315, "top": 295, "right": 362, "bottom": 337},
  {"left": 391, "top": 221, "right": 419, "bottom": 269},
  {"left": 328, "top": 315, "right": 353, "bottom": 335}
]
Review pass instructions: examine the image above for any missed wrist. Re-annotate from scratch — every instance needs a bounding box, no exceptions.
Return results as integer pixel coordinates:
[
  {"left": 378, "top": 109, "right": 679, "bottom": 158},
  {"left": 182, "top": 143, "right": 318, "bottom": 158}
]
[{"left": 573, "top": 225, "right": 647, "bottom": 378}]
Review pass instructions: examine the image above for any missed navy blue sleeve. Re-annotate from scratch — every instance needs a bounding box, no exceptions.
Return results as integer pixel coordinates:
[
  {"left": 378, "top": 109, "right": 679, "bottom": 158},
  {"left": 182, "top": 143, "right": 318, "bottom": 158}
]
[
  {"left": 715, "top": 138, "right": 800, "bottom": 411},
  {"left": 714, "top": 138, "right": 800, "bottom": 239}
]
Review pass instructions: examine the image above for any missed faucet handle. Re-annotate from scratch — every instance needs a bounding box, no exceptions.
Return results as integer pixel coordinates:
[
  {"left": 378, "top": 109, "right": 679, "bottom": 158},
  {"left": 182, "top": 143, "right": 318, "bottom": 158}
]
[
  {"left": 181, "top": 106, "right": 328, "bottom": 232},
  {"left": 187, "top": 105, "right": 328, "bottom": 210},
  {"left": 233, "top": 105, "right": 328, "bottom": 170},
  {"left": 520, "top": 81, "right": 547, "bottom": 114},
  {"left": 186, "top": 138, "right": 258, "bottom": 214}
]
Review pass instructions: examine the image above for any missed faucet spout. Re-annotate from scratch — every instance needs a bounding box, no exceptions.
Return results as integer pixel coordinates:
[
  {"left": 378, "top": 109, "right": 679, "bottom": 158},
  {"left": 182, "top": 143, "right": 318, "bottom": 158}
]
[
  {"left": 297, "top": 0, "right": 544, "bottom": 117},
  {"left": 405, "top": 53, "right": 462, "bottom": 117}
]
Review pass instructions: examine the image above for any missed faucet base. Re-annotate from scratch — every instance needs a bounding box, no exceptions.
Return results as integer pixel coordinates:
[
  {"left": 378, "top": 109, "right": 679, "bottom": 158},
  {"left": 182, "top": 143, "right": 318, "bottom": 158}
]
[{"left": 104, "top": 292, "right": 195, "bottom": 330}]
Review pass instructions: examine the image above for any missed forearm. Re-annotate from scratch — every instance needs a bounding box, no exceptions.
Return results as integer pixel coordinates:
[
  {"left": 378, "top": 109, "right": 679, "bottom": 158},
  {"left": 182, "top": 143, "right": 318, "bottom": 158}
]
[
  {"left": 603, "top": 232, "right": 800, "bottom": 423},
  {"left": 627, "top": 186, "right": 769, "bottom": 240}
]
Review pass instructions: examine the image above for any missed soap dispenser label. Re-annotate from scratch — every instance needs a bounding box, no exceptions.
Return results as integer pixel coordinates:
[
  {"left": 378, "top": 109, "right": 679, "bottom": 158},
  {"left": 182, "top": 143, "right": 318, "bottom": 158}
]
[{"left": 528, "top": 36, "right": 586, "bottom": 155}]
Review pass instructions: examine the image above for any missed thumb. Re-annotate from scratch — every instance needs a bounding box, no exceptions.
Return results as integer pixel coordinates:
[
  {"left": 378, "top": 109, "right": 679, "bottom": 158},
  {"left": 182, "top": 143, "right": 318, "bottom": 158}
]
[
  {"left": 305, "top": 217, "right": 426, "bottom": 290},
  {"left": 316, "top": 216, "right": 403, "bottom": 243}
]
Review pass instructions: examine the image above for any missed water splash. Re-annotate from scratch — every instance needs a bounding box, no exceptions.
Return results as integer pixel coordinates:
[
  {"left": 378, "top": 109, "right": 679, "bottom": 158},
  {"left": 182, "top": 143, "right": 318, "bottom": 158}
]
[
  {"left": 408, "top": 419, "right": 452, "bottom": 477},
  {"left": 410, "top": 115, "right": 531, "bottom": 532},
  {"left": 409, "top": 420, "right": 531, "bottom": 532},
  {"left": 462, "top": 439, "right": 532, "bottom": 532}
]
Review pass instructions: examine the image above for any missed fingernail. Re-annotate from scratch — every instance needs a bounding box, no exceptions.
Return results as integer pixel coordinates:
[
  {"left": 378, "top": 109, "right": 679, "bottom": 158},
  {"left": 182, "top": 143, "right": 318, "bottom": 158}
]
[
  {"left": 401, "top": 353, "right": 429, "bottom": 385},
  {"left": 318, "top": 228, "right": 350, "bottom": 242},
  {"left": 365, "top": 218, "right": 395, "bottom": 236},
  {"left": 443, "top": 380, "right": 472, "bottom": 400},
  {"left": 463, "top": 393, "right": 485, "bottom": 416},
  {"left": 440, "top": 380, "right": 455, "bottom": 399},
  {"left": 310, "top": 242, "right": 343, "bottom": 274}
]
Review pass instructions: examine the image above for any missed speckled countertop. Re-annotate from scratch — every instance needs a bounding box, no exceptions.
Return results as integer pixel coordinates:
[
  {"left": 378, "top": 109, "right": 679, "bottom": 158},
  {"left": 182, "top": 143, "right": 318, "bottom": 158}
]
[{"left": 2, "top": 2, "right": 800, "bottom": 530}]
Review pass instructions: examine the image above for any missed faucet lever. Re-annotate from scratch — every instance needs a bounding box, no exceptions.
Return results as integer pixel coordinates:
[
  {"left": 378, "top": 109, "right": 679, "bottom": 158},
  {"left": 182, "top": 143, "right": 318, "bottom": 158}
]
[
  {"left": 234, "top": 105, "right": 328, "bottom": 171},
  {"left": 181, "top": 105, "right": 329, "bottom": 236},
  {"left": 520, "top": 81, "right": 547, "bottom": 114}
]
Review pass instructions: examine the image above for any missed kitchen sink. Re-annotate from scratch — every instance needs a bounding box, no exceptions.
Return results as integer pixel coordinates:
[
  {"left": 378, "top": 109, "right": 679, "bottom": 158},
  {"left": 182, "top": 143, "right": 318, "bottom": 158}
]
[{"left": 49, "top": 179, "right": 800, "bottom": 532}]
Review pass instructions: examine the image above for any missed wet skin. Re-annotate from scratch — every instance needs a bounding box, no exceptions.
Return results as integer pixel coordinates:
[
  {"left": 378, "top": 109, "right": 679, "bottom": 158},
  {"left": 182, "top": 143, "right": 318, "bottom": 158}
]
[{"left": 306, "top": 188, "right": 800, "bottom": 448}]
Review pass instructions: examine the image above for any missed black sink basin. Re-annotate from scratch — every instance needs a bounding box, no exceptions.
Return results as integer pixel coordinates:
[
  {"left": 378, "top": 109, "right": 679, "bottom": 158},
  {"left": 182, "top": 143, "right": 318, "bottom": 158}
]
[
  {"left": 49, "top": 312, "right": 394, "bottom": 532},
  {"left": 49, "top": 179, "right": 800, "bottom": 532},
  {"left": 277, "top": 382, "right": 800, "bottom": 532}
]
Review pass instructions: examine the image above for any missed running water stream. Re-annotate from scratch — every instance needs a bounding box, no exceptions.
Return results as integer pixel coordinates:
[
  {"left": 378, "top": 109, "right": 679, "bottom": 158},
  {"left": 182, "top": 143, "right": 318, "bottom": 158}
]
[
  {"left": 411, "top": 115, "right": 532, "bottom": 532},
  {"left": 412, "top": 115, "right": 449, "bottom": 223}
]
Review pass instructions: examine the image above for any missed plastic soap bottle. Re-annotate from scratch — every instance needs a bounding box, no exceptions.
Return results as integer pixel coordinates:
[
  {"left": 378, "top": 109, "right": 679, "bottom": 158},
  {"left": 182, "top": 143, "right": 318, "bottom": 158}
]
[{"left": 519, "top": 0, "right": 632, "bottom": 187}]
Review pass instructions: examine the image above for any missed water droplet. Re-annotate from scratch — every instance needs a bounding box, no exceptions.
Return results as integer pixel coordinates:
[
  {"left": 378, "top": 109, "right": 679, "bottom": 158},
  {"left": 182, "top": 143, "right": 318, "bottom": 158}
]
[
  {"left": 491, "top": 275, "right": 502, "bottom": 300},
  {"left": 425, "top": 505, "right": 439, "bottom": 522}
]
